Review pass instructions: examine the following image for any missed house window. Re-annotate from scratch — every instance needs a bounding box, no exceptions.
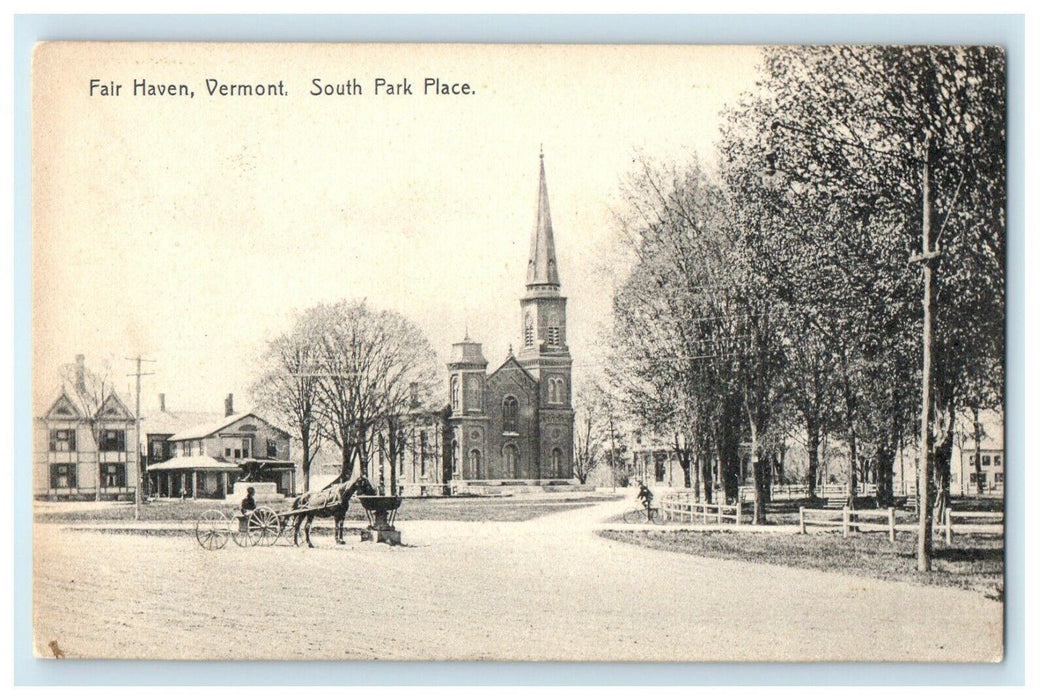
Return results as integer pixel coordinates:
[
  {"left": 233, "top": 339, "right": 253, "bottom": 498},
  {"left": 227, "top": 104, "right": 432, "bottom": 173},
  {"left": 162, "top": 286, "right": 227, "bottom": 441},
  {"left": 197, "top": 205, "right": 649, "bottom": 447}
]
[
  {"left": 50, "top": 463, "right": 76, "bottom": 489},
  {"left": 150, "top": 439, "right": 165, "bottom": 460},
  {"left": 968, "top": 455, "right": 976, "bottom": 465},
  {"left": 981, "top": 455, "right": 991, "bottom": 467},
  {"left": 502, "top": 396, "right": 519, "bottom": 434},
  {"left": 49, "top": 429, "right": 76, "bottom": 452},
  {"left": 100, "top": 463, "right": 126, "bottom": 488},
  {"left": 994, "top": 473, "right": 1004, "bottom": 484},
  {"left": 225, "top": 447, "right": 232, "bottom": 458},
  {"left": 267, "top": 439, "right": 277, "bottom": 458},
  {"left": 551, "top": 448, "right": 562, "bottom": 475},
  {"left": 469, "top": 449, "right": 482, "bottom": 479},
  {"left": 242, "top": 438, "right": 251, "bottom": 458},
  {"left": 451, "top": 376, "right": 461, "bottom": 411},
  {"left": 99, "top": 429, "right": 126, "bottom": 452},
  {"left": 994, "top": 455, "right": 1002, "bottom": 466},
  {"left": 547, "top": 325, "right": 560, "bottom": 346}
]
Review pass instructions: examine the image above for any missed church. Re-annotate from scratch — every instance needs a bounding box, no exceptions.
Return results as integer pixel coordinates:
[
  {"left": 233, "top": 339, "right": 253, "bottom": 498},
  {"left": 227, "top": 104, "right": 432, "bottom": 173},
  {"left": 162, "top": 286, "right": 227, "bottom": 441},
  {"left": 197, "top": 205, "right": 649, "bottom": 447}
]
[{"left": 395, "top": 153, "right": 575, "bottom": 494}]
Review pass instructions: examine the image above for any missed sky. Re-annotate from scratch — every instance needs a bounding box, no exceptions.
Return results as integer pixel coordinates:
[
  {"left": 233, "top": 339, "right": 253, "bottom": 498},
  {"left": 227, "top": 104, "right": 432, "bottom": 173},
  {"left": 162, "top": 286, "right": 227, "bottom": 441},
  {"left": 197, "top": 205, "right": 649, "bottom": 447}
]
[{"left": 33, "top": 43, "right": 763, "bottom": 416}]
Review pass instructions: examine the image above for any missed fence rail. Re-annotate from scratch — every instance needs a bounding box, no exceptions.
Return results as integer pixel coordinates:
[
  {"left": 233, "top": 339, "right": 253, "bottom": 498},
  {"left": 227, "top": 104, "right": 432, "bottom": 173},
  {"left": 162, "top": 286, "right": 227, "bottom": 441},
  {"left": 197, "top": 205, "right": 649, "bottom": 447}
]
[
  {"left": 799, "top": 506, "right": 1003, "bottom": 543},
  {"left": 661, "top": 494, "right": 746, "bottom": 525}
]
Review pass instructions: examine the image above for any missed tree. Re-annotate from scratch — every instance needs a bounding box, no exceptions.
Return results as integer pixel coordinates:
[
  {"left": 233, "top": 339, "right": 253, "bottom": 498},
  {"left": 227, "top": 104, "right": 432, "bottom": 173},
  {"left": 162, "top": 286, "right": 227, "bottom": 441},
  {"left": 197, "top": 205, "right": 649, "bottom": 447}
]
[
  {"left": 251, "top": 313, "right": 323, "bottom": 493},
  {"left": 306, "top": 300, "right": 439, "bottom": 486},
  {"left": 720, "top": 46, "right": 1004, "bottom": 542}
]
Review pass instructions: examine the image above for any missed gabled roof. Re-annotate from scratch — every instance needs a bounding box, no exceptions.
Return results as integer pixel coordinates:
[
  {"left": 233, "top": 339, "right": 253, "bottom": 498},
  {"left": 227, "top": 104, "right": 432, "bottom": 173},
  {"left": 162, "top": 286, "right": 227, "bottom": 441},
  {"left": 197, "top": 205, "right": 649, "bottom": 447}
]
[
  {"left": 143, "top": 409, "right": 225, "bottom": 438},
  {"left": 96, "top": 392, "right": 133, "bottom": 421},
  {"left": 168, "top": 412, "right": 290, "bottom": 442},
  {"left": 43, "top": 390, "right": 83, "bottom": 421},
  {"left": 488, "top": 354, "right": 537, "bottom": 384}
]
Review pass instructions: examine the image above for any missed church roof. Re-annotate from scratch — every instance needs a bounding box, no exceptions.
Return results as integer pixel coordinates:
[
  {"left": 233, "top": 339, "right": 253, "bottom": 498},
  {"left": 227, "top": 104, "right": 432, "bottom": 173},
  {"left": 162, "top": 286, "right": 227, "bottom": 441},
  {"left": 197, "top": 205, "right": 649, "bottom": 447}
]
[
  {"left": 489, "top": 354, "right": 537, "bottom": 384},
  {"left": 450, "top": 338, "right": 487, "bottom": 366},
  {"left": 525, "top": 151, "right": 560, "bottom": 289}
]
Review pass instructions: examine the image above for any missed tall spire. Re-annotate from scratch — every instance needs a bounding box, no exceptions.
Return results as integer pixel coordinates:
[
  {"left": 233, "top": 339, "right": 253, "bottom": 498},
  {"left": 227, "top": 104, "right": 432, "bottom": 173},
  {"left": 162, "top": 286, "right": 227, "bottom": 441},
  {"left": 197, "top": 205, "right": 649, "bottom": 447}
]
[{"left": 526, "top": 149, "right": 560, "bottom": 289}]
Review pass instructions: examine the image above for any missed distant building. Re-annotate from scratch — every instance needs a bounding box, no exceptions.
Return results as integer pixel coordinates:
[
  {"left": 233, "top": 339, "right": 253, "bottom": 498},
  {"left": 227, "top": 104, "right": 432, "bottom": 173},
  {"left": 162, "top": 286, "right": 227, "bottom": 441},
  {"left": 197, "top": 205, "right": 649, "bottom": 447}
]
[
  {"left": 33, "top": 357, "right": 139, "bottom": 501},
  {"left": 144, "top": 393, "right": 296, "bottom": 499},
  {"left": 389, "top": 153, "right": 576, "bottom": 496}
]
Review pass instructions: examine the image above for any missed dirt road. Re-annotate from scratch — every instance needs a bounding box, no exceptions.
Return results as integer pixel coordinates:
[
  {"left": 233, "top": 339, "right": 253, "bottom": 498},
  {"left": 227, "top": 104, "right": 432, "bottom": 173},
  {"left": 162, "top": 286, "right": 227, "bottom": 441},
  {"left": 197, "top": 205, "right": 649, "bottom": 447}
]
[{"left": 33, "top": 498, "right": 1002, "bottom": 661}]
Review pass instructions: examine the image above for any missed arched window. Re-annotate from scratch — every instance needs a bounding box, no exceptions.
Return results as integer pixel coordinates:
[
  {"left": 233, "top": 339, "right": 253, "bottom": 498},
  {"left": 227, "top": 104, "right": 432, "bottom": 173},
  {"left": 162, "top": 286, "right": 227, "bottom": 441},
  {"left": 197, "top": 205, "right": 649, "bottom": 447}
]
[
  {"left": 549, "top": 377, "right": 564, "bottom": 404},
  {"left": 450, "top": 376, "right": 461, "bottom": 411},
  {"left": 547, "top": 325, "right": 560, "bottom": 346},
  {"left": 469, "top": 449, "right": 482, "bottom": 479},
  {"left": 502, "top": 395, "right": 519, "bottom": 433},
  {"left": 451, "top": 440, "right": 459, "bottom": 476},
  {"left": 466, "top": 375, "right": 481, "bottom": 411},
  {"left": 504, "top": 444, "right": 519, "bottom": 479},
  {"left": 524, "top": 313, "right": 535, "bottom": 347},
  {"left": 551, "top": 448, "right": 562, "bottom": 476}
]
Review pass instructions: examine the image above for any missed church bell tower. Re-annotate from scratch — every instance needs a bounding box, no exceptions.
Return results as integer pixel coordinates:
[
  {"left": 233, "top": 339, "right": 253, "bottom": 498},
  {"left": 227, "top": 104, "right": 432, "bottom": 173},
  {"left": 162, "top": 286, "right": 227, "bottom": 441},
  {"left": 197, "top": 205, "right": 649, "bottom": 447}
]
[{"left": 518, "top": 151, "right": 574, "bottom": 480}]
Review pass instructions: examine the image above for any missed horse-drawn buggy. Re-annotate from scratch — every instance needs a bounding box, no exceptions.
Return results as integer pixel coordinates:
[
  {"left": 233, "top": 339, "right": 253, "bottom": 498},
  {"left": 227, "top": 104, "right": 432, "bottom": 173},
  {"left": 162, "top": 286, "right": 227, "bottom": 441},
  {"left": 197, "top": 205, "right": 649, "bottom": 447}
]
[{"left": 194, "top": 474, "right": 402, "bottom": 549}]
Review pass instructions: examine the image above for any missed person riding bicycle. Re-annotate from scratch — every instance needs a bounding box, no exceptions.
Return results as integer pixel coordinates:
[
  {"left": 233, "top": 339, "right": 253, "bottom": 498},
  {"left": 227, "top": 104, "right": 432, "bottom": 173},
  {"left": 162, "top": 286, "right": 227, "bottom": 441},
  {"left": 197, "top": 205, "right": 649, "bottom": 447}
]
[{"left": 637, "top": 482, "right": 654, "bottom": 511}]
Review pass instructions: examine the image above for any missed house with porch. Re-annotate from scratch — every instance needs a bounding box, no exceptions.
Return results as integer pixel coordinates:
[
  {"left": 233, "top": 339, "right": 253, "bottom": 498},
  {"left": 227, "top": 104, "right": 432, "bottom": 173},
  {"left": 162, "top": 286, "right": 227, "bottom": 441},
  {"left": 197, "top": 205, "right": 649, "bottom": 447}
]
[{"left": 145, "top": 394, "right": 295, "bottom": 500}]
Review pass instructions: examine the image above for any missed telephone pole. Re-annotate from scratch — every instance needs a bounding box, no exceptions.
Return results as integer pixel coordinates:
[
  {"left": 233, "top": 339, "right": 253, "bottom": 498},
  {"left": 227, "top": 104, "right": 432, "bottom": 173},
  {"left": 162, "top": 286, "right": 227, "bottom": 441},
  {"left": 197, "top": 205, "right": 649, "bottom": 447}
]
[
  {"left": 909, "top": 130, "right": 940, "bottom": 572},
  {"left": 127, "top": 356, "right": 156, "bottom": 520}
]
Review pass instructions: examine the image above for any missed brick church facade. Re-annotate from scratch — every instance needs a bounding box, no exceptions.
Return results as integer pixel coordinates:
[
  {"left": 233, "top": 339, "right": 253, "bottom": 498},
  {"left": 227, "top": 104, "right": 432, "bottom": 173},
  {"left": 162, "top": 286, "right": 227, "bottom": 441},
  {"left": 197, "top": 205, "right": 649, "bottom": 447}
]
[
  {"left": 447, "top": 152, "right": 574, "bottom": 483},
  {"left": 396, "top": 153, "right": 575, "bottom": 493}
]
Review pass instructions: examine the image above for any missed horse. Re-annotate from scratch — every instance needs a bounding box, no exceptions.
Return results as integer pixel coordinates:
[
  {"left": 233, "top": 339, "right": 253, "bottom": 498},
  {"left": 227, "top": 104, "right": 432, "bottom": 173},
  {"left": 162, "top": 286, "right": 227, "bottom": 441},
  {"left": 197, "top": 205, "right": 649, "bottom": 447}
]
[{"left": 289, "top": 474, "right": 376, "bottom": 548}]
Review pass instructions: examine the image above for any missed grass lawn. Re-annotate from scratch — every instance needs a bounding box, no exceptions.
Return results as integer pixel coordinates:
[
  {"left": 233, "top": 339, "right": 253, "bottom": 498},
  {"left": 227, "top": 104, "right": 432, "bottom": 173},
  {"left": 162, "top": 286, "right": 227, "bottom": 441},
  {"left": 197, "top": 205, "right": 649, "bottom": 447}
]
[
  {"left": 35, "top": 494, "right": 620, "bottom": 524},
  {"left": 600, "top": 529, "right": 1004, "bottom": 599}
]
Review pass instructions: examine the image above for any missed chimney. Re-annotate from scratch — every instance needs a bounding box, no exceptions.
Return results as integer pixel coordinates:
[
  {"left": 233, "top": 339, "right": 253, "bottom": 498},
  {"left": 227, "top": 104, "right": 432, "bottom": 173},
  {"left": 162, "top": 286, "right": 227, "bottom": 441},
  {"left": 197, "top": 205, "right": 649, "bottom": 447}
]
[
  {"left": 75, "top": 354, "right": 86, "bottom": 395},
  {"left": 159, "top": 393, "right": 166, "bottom": 412},
  {"left": 225, "top": 393, "right": 234, "bottom": 417}
]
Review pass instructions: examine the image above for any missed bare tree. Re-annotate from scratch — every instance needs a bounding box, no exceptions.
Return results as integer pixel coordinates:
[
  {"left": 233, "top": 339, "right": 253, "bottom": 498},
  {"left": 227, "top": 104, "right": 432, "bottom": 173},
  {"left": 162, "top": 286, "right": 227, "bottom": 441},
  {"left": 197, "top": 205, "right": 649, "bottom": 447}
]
[{"left": 252, "top": 313, "right": 323, "bottom": 493}]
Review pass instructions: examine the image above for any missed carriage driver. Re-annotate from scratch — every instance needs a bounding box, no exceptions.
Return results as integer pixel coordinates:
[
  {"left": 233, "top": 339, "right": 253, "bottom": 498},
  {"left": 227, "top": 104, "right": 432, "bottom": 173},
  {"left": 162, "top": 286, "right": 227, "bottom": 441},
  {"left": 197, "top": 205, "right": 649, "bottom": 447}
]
[{"left": 240, "top": 486, "right": 257, "bottom": 515}]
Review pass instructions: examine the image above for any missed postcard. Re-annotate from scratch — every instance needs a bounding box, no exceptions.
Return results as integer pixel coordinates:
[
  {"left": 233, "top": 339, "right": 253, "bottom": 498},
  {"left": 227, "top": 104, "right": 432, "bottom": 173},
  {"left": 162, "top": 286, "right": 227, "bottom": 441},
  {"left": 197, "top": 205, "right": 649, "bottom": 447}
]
[{"left": 31, "top": 42, "right": 1005, "bottom": 661}]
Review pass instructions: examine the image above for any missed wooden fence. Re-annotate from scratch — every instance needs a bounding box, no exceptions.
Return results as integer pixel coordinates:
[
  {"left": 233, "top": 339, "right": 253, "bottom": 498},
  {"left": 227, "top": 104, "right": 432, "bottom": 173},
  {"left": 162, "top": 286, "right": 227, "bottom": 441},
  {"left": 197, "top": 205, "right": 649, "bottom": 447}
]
[
  {"left": 799, "top": 506, "right": 1003, "bottom": 543},
  {"left": 661, "top": 493, "right": 746, "bottom": 525},
  {"left": 736, "top": 483, "right": 880, "bottom": 503}
]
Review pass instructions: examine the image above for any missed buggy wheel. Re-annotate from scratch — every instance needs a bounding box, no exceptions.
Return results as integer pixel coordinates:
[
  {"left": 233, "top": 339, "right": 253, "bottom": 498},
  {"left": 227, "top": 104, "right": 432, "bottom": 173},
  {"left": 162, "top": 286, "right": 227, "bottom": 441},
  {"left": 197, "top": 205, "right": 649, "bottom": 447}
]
[
  {"left": 623, "top": 508, "right": 644, "bottom": 525},
  {"left": 248, "top": 507, "right": 281, "bottom": 547},
  {"left": 195, "top": 510, "right": 229, "bottom": 550},
  {"left": 231, "top": 515, "right": 250, "bottom": 547}
]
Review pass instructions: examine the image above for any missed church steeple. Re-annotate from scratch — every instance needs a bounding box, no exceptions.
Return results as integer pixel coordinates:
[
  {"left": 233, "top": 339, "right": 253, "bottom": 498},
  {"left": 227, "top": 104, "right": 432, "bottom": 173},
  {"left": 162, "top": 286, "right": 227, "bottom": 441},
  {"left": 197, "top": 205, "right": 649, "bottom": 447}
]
[{"left": 525, "top": 150, "right": 560, "bottom": 292}]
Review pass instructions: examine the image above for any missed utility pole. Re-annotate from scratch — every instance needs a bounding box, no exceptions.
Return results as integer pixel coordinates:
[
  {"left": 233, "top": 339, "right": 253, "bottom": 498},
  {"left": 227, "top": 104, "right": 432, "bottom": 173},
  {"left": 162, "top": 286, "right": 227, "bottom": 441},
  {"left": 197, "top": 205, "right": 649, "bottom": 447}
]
[
  {"left": 127, "top": 356, "right": 156, "bottom": 521},
  {"left": 909, "top": 130, "right": 940, "bottom": 572}
]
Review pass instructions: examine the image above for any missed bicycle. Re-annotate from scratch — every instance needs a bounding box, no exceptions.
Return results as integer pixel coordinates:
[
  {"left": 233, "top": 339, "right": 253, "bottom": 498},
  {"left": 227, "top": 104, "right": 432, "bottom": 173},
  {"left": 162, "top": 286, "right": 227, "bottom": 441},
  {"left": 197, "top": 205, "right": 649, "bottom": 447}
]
[{"left": 623, "top": 499, "right": 666, "bottom": 525}]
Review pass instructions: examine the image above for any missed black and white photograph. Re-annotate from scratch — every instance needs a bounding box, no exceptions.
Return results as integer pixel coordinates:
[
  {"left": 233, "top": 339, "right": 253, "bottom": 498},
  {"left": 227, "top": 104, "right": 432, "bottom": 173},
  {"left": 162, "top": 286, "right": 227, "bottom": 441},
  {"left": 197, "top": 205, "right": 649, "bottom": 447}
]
[{"left": 30, "top": 41, "right": 1006, "bottom": 662}]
